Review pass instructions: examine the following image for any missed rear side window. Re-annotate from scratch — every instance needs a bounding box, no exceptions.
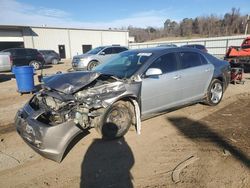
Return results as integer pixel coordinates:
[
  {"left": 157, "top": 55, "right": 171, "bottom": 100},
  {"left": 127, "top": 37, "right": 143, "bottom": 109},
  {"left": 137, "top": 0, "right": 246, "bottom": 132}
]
[
  {"left": 15, "top": 49, "right": 27, "bottom": 56},
  {"left": 26, "top": 49, "right": 38, "bottom": 55},
  {"left": 148, "top": 53, "right": 179, "bottom": 74},
  {"left": 50, "top": 51, "right": 57, "bottom": 55},
  {"left": 178, "top": 52, "right": 204, "bottom": 69},
  {"left": 113, "top": 47, "right": 127, "bottom": 53}
]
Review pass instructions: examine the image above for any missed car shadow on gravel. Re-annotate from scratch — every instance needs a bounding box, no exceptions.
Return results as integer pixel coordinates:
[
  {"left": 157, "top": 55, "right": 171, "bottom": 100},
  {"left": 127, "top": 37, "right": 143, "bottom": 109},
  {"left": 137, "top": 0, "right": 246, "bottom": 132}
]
[
  {"left": 41, "top": 65, "right": 53, "bottom": 70},
  {"left": 61, "top": 129, "right": 91, "bottom": 161},
  {"left": 168, "top": 117, "right": 250, "bottom": 168},
  {"left": 80, "top": 137, "right": 134, "bottom": 188}
]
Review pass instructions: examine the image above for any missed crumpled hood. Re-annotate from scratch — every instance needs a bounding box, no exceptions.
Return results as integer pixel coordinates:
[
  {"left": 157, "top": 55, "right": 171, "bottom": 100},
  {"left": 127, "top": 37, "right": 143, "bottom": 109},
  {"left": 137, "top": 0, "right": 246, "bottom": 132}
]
[{"left": 43, "top": 71, "right": 101, "bottom": 94}]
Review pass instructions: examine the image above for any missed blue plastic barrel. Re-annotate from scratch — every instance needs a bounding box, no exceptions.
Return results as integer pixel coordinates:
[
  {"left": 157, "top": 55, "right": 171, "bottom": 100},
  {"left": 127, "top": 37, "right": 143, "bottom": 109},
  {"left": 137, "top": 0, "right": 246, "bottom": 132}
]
[{"left": 12, "top": 66, "right": 35, "bottom": 93}]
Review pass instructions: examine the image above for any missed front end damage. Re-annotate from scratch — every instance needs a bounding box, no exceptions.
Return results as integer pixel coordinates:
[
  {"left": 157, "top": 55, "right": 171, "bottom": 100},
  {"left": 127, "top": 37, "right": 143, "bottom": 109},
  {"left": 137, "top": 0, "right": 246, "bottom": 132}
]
[{"left": 15, "top": 72, "right": 141, "bottom": 162}]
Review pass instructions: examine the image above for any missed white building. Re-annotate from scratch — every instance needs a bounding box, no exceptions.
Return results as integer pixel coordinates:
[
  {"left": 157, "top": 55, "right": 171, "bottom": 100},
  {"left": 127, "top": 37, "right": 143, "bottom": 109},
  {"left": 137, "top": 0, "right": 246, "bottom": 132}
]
[{"left": 0, "top": 25, "right": 129, "bottom": 59}]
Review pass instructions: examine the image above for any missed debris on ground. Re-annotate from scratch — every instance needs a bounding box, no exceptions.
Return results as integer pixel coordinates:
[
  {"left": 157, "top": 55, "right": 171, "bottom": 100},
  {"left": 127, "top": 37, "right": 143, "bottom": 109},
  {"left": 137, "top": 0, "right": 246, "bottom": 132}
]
[
  {"left": 0, "top": 151, "right": 20, "bottom": 164},
  {"left": 172, "top": 155, "right": 199, "bottom": 183},
  {"left": 222, "top": 149, "right": 231, "bottom": 156}
]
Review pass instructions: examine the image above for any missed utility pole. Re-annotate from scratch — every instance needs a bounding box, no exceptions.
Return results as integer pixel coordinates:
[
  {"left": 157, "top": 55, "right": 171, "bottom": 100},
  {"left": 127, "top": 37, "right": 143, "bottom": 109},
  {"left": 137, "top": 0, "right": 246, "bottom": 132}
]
[{"left": 245, "top": 14, "right": 250, "bottom": 35}]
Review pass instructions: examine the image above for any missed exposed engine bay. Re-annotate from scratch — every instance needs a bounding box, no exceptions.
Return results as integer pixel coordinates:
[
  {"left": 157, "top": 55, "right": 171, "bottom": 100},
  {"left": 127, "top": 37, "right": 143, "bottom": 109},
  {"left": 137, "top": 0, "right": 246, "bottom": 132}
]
[{"left": 29, "top": 72, "right": 140, "bottom": 130}]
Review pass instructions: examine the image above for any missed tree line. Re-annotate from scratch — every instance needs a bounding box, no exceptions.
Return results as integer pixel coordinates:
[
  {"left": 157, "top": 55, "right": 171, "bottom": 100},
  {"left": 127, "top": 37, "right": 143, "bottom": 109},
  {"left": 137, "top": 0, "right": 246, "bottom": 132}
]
[{"left": 128, "top": 8, "right": 249, "bottom": 43}]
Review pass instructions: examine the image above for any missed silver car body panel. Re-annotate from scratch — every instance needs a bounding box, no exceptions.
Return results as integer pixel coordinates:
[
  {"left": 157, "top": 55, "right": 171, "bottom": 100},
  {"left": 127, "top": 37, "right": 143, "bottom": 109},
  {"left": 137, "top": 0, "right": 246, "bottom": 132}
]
[
  {"left": 15, "top": 47, "right": 230, "bottom": 162},
  {"left": 15, "top": 103, "right": 83, "bottom": 162}
]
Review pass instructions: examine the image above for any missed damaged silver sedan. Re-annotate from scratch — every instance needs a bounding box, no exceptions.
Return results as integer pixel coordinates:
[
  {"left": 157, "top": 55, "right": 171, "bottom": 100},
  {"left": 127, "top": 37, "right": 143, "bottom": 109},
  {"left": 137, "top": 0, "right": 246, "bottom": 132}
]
[{"left": 15, "top": 47, "right": 231, "bottom": 162}]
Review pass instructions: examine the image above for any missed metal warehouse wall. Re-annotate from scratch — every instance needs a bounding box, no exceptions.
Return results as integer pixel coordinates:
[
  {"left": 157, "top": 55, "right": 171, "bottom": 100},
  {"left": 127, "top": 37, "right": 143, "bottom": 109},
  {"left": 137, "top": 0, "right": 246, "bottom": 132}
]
[
  {"left": 24, "top": 27, "right": 70, "bottom": 58},
  {"left": 23, "top": 27, "right": 129, "bottom": 59},
  {"left": 129, "top": 35, "right": 248, "bottom": 58},
  {"left": 0, "top": 30, "right": 23, "bottom": 42},
  {"left": 69, "top": 30, "right": 128, "bottom": 57}
]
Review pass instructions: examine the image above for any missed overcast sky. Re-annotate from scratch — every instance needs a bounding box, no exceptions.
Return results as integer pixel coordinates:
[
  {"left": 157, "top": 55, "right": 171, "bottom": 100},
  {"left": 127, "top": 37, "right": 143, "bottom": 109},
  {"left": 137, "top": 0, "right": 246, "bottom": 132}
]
[{"left": 0, "top": 0, "right": 249, "bottom": 29}]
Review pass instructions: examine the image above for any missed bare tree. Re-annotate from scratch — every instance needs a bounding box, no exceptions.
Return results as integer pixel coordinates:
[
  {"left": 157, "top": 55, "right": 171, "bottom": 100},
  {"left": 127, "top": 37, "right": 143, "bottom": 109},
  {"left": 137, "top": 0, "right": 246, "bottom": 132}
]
[{"left": 128, "top": 7, "right": 248, "bottom": 42}]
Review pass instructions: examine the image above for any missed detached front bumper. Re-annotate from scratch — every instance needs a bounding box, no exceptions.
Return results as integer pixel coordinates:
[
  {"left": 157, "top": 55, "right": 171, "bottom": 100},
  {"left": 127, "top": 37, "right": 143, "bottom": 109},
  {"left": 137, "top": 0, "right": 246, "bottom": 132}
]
[{"left": 15, "top": 102, "right": 82, "bottom": 162}]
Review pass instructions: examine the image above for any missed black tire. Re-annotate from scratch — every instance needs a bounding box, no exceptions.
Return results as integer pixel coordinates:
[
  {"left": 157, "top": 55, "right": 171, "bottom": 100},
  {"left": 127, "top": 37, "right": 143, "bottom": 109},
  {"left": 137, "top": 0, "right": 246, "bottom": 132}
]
[
  {"left": 97, "top": 101, "right": 133, "bottom": 140},
  {"left": 87, "top": 60, "right": 99, "bottom": 70},
  {"left": 205, "top": 79, "right": 223, "bottom": 106},
  {"left": 51, "top": 58, "right": 59, "bottom": 65},
  {"left": 29, "top": 61, "right": 41, "bottom": 70}
]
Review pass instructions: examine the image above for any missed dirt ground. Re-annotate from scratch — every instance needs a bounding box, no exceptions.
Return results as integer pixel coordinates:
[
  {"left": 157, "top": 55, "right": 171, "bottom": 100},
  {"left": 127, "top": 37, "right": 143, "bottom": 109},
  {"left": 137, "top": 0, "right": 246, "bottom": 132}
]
[{"left": 0, "top": 61, "right": 249, "bottom": 188}]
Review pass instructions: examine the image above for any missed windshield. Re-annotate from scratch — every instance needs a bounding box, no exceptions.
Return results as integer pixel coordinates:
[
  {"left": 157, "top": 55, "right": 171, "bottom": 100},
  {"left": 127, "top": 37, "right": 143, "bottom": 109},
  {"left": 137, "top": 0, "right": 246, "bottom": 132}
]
[
  {"left": 86, "top": 47, "right": 105, "bottom": 55},
  {"left": 93, "top": 51, "right": 152, "bottom": 79}
]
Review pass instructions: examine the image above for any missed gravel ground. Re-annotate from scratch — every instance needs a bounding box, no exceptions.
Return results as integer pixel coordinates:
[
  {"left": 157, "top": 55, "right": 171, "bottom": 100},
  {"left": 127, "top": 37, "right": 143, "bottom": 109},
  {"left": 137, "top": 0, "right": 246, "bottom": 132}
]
[{"left": 0, "top": 60, "right": 249, "bottom": 188}]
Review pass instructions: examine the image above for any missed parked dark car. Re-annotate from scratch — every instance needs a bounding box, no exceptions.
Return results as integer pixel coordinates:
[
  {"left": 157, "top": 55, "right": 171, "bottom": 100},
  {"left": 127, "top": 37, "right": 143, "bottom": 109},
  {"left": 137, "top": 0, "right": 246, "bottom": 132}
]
[
  {"left": 15, "top": 47, "right": 230, "bottom": 162},
  {"left": 182, "top": 44, "right": 208, "bottom": 52},
  {"left": 39, "top": 50, "right": 61, "bottom": 65},
  {"left": 1, "top": 48, "right": 45, "bottom": 70}
]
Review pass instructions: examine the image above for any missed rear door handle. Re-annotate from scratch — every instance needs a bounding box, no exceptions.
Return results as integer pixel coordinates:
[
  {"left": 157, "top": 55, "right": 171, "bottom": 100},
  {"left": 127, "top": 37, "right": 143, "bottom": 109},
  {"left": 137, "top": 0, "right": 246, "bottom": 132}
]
[{"left": 173, "top": 75, "right": 181, "bottom": 79}]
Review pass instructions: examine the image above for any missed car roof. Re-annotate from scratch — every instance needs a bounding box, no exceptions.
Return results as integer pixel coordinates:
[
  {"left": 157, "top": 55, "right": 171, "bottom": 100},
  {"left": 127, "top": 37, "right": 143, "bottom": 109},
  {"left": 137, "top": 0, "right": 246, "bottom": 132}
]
[
  {"left": 39, "top": 50, "right": 55, "bottom": 52},
  {"left": 127, "top": 46, "right": 205, "bottom": 55},
  {"left": 2, "top": 48, "right": 37, "bottom": 51},
  {"left": 182, "top": 44, "right": 205, "bottom": 47},
  {"left": 98, "top": 45, "right": 128, "bottom": 48}
]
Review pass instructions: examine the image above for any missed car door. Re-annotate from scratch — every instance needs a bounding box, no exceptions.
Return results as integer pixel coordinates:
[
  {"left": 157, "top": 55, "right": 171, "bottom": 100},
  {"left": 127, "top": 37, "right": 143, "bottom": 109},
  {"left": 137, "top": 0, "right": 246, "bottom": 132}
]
[
  {"left": 42, "top": 51, "right": 50, "bottom": 63},
  {"left": 141, "top": 52, "right": 183, "bottom": 115},
  {"left": 98, "top": 47, "right": 113, "bottom": 63},
  {"left": 13, "top": 49, "right": 27, "bottom": 66},
  {"left": 177, "top": 51, "right": 214, "bottom": 102}
]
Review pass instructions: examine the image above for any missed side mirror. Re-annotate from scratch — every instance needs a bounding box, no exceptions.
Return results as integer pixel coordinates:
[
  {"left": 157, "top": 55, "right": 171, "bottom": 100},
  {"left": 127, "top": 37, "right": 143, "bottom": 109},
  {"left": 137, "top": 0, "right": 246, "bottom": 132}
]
[
  {"left": 145, "top": 68, "right": 162, "bottom": 77},
  {"left": 99, "top": 51, "right": 105, "bottom": 55}
]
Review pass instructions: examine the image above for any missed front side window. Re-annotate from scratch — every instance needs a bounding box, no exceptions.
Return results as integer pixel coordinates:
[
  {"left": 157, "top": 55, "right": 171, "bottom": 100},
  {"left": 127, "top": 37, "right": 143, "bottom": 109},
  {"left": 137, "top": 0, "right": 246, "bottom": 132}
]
[
  {"left": 113, "top": 47, "right": 127, "bottom": 54},
  {"left": 102, "top": 47, "right": 113, "bottom": 55},
  {"left": 148, "top": 53, "right": 179, "bottom": 74},
  {"left": 178, "top": 52, "right": 203, "bottom": 69}
]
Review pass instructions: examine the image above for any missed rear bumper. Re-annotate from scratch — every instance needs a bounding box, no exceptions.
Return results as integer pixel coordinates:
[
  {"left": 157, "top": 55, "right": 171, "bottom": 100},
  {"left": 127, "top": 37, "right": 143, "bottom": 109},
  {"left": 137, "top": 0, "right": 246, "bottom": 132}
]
[{"left": 14, "top": 102, "right": 82, "bottom": 162}]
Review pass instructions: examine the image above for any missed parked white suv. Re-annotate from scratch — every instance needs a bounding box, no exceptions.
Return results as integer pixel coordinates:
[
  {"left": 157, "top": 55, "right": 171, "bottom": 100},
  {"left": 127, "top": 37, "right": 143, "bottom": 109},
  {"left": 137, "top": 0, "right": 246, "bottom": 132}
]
[{"left": 72, "top": 46, "right": 128, "bottom": 70}]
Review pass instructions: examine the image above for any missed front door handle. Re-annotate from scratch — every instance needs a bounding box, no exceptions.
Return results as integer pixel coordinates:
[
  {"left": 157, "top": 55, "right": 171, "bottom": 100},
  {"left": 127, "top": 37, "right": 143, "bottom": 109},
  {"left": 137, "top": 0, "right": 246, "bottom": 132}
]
[{"left": 173, "top": 75, "right": 181, "bottom": 79}]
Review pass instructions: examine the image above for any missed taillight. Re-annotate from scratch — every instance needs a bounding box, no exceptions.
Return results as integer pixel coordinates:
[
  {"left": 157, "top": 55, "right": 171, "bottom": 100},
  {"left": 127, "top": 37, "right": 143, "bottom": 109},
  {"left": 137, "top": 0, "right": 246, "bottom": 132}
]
[{"left": 9, "top": 55, "right": 13, "bottom": 66}]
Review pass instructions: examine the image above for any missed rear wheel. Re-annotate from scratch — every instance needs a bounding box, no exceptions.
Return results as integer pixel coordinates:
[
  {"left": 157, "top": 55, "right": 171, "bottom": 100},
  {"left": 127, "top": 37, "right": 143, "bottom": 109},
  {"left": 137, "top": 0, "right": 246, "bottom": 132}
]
[
  {"left": 97, "top": 101, "right": 133, "bottom": 140},
  {"left": 51, "top": 58, "right": 59, "bottom": 65},
  {"left": 29, "top": 61, "right": 41, "bottom": 70},
  {"left": 87, "top": 60, "right": 99, "bottom": 70},
  {"left": 205, "top": 79, "right": 223, "bottom": 106}
]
